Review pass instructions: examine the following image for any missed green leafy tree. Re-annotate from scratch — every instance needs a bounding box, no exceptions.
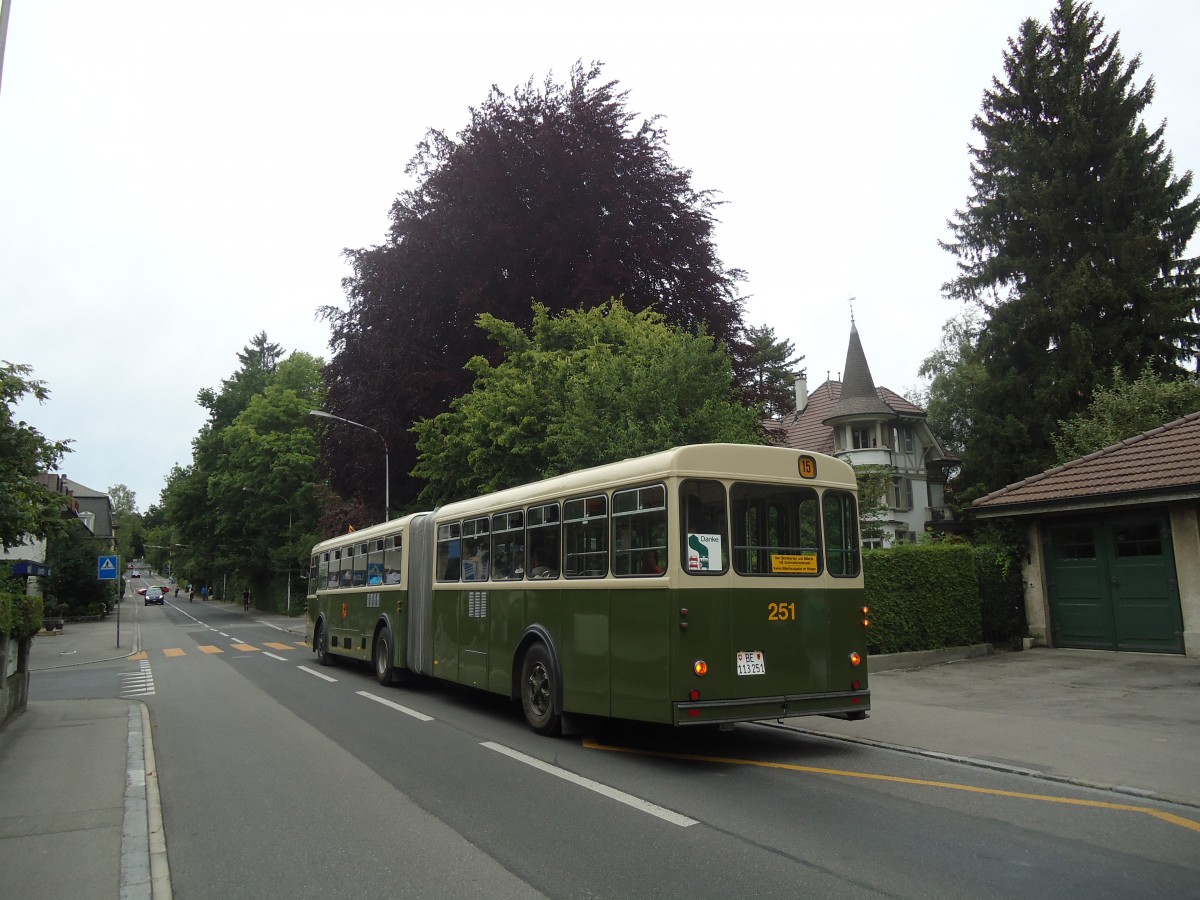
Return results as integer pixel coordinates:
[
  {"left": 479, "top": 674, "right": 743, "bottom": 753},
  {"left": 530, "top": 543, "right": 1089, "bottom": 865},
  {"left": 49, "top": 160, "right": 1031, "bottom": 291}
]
[
  {"left": 108, "top": 483, "right": 143, "bottom": 567},
  {"left": 323, "top": 61, "right": 747, "bottom": 512},
  {"left": 1053, "top": 366, "right": 1200, "bottom": 461},
  {"left": 44, "top": 522, "right": 111, "bottom": 615},
  {"left": 735, "top": 325, "right": 804, "bottom": 417},
  {"left": 197, "top": 332, "right": 284, "bottom": 430},
  {"left": 163, "top": 340, "right": 325, "bottom": 605},
  {"left": 412, "top": 300, "right": 764, "bottom": 505},
  {"left": 0, "top": 361, "right": 71, "bottom": 550},
  {"left": 918, "top": 311, "right": 985, "bottom": 461},
  {"left": 854, "top": 464, "right": 895, "bottom": 544},
  {"left": 940, "top": 0, "right": 1200, "bottom": 496}
]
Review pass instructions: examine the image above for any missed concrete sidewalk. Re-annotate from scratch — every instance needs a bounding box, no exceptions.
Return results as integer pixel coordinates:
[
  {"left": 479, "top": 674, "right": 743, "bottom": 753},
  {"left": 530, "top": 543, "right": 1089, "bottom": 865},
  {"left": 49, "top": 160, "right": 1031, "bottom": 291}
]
[
  {"left": 2, "top": 604, "right": 1198, "bottom": 900},
  {"left": 792, "top": 647, "right": 1200, "bottom": 809},
  {"left": 0, "top": 596, "right": 302, "bottom": 900}
]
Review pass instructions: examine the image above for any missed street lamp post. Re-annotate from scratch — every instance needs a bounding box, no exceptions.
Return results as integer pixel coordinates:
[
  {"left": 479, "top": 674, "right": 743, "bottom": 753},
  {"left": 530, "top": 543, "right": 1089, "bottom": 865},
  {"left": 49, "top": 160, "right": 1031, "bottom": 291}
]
[
  {"left": 309, "top": 409, "right": 390, "bottom": 521},
  {"left": 243, "top": 487, "right": 294, "bottom": 613}
]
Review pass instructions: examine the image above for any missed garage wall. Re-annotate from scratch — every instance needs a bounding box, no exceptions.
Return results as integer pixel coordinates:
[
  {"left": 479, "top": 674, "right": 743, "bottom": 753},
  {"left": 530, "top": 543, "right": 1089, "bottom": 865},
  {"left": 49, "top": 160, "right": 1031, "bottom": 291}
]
[
  {"left": 1169, "top": 502, "right": 1200, "bottom": 659},
  {"left": 1021, "top": 520, "right": 1050, "bottom": 646}
]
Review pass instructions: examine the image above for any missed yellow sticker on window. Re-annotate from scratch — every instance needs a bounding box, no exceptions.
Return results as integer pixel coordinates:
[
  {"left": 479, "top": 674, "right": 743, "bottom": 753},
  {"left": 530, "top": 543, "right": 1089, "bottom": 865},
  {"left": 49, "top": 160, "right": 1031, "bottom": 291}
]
[{"left": 770, "top": 554, "right": 818, "bottom": 574}]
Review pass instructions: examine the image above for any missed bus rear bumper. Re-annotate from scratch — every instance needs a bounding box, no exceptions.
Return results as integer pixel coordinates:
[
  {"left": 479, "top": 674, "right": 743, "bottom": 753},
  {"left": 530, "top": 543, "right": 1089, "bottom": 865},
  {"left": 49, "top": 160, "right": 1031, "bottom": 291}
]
[{"left": 673, "top": 690, "right": 871, "bottom": 727}]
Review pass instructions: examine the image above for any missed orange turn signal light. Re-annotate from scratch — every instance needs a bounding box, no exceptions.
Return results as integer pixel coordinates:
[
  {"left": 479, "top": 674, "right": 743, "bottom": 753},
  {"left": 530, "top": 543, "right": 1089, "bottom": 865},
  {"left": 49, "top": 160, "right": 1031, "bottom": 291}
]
[
  {"left": 693, "top": 660, "right": 708, "bottom": 676},
  {"left": 849, "top": 651, "right": 862, "bottom": 667}
]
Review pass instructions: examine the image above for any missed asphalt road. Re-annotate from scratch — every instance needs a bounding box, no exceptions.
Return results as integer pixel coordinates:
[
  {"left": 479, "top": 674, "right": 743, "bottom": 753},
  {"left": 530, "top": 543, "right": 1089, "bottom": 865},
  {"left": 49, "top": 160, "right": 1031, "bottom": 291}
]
[{"left": 31, "top": 596, "right": 1200, "bottom": 899}]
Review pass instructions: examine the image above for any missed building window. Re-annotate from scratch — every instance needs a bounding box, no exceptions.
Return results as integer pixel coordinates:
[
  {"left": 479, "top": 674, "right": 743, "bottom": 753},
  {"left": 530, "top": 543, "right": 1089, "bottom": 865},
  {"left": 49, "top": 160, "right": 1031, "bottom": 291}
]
[
  {"left": 894, "top": 425, "right": 914, "bottom": 453},
  {"left": 852, "top": 426, "right": 875, "bottom": 449},
  {"left": 892, "top": 477, "right": 914, "bottom": 511}
]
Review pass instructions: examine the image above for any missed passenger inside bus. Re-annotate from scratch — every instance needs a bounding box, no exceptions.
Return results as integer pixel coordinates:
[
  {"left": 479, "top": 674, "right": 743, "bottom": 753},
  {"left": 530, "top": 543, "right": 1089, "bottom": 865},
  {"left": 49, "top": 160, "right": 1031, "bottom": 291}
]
[
  {"left": 529, "top": 549, "right": 554, "bottom": 578},
  {"left": 640, "top": 549, "right": 664, "bottom": 574}
]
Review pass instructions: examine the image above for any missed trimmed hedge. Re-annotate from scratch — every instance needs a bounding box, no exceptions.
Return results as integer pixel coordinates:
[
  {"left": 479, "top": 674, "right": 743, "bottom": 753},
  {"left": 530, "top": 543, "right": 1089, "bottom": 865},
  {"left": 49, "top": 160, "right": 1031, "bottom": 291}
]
[
  {"left": 0, "top": 587, "right": 45, "bottom": 641},
  {"left": 863, "top": 543, "right": 982, "bottom": 654}
]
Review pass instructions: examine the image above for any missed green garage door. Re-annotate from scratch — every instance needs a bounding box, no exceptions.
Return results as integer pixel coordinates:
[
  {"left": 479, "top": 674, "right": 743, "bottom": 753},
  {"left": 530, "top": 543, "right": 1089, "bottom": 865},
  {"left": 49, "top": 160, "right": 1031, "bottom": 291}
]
[{"left": 1046, "top": 515, "right": 1184, "bottom": 654}]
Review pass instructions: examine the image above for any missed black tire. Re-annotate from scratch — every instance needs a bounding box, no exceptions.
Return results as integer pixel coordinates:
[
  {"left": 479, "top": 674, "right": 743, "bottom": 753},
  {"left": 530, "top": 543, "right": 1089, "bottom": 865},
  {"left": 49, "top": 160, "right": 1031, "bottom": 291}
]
[
  {"left": 315, "top": 620, "right": 334, "bottom": 667},
  {"left": 520, "top": 642, "right": 561, "bottom": 736},
  {"left": 374, "top": 625, "right": 396, "bottom": 686}
]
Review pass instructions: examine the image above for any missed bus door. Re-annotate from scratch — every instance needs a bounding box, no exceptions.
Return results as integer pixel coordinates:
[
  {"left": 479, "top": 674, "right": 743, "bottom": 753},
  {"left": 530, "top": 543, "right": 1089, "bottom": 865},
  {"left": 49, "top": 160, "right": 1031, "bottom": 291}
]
[{"left": 458, "top": 516, "right": 490, "bottom": 687}]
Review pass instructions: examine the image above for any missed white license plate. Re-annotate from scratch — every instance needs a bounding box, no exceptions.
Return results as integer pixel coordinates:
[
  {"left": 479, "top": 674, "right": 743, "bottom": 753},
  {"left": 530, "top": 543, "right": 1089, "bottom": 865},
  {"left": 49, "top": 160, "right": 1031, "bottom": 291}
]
[{"left": 736, "top": 650, "right": 766, "bottom": 676}]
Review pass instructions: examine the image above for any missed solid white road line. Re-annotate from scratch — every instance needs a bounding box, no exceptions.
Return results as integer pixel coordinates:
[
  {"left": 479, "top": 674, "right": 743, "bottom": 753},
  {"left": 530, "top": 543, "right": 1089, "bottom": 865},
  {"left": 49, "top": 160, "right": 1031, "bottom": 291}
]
[
  {"left": 481, "top": 741, "right": 698, "bottom": 828},
  {"left": 355, "top": 690, "right": 435, "bottom": 721}
]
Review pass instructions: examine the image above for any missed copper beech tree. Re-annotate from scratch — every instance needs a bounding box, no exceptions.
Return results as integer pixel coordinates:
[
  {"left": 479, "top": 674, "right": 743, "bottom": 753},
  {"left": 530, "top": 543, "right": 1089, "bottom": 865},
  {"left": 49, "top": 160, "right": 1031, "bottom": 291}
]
[{"left": 322, "top": 62, "right": 750, "bottom": 513}]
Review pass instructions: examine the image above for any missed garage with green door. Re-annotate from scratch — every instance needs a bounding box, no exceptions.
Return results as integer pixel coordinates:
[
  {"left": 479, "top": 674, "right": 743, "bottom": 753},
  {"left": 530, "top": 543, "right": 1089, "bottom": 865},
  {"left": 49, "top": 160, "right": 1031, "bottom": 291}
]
[
  {"left": 972, "top": 412, "right": 1200, "bottom": 658},
  {"left": 1044, "top": 515, "right": 1183, "bottom": 653}
]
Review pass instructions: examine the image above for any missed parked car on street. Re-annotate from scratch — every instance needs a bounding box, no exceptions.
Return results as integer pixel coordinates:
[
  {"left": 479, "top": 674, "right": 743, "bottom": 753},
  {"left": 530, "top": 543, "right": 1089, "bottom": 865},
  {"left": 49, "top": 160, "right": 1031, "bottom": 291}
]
[{"left": 144, "top": 586, "right": 165, "bottom": 606}]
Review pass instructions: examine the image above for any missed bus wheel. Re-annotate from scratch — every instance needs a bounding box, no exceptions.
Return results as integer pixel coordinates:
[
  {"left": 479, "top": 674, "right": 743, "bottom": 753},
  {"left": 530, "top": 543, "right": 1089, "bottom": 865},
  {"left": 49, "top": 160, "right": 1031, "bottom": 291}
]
[
  {"left": 316, "top": 621, "right": 334, "bottom": 667},
  {"left": 520, "top": 643, "right": 561, "bottom": 736},
  {"left": 375, "top": 626, "right": 395, "bottom": 686}
]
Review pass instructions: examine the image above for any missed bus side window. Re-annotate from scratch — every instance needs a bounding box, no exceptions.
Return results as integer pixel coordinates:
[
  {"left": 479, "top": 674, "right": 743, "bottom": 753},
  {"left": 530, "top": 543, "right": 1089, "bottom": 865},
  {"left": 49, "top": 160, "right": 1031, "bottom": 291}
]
[
  {"left": 353, "top": 541, "right": 369, "bottom": 586},
  {"left": 461, "top": 516, "right": 489, "bottom": 582},
  {"left": 367, "top": 539, "right": 385, "bottom": 585},
  {"left": 437, "top": 522, "right": 461, "bottom": 582},
  {"left": 564, "top": 494, "right": 608, "bottom": 577},
  {"left": 490, "top": 510, "right": 524, "bottom": 581},
  {"left": 612, "top": 484, "right": 667, "bottom": 576},
  {"left": 526, "top": 503, "right": 560, "bottom": 579},
  {"left": 383, "top": 533, "right": 402, "bottom": 584}
]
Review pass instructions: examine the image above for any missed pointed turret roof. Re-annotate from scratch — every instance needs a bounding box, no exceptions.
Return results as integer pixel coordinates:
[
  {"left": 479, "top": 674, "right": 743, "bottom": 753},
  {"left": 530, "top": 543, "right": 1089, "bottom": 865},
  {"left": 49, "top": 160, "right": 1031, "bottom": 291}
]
[{"left": 822, "top": 324, "right": 894, "bottom": 422}]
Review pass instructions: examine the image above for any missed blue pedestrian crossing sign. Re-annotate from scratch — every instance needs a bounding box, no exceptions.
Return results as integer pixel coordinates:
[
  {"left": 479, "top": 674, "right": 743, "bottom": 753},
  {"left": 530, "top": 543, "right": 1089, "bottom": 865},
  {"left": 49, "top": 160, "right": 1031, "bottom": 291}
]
[{"left": 97, "top": 555, "right": 119, "bottom": 581}]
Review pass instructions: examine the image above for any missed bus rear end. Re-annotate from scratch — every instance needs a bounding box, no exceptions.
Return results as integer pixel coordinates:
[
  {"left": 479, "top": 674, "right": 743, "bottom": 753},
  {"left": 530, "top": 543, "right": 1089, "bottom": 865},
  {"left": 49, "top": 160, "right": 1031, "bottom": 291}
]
[{"left": 668, "top": 454, "right": 870, "bottom": 726}]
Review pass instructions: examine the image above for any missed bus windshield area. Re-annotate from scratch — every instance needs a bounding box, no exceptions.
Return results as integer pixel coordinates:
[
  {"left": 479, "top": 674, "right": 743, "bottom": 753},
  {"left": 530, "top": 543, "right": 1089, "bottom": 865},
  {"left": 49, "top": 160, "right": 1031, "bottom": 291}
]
[{"left": 683, "top": 479, "right": 860, "bottom": 578}]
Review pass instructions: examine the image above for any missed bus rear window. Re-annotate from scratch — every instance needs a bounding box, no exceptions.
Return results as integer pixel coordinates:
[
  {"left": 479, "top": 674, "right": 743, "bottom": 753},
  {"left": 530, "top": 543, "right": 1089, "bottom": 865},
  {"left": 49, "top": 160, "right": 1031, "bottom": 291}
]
[
  {"left": 681, "top": 480, "right": 728, "bottom": 575},
  {"left": 823, "top": 491, "right": 861, "bottom": 576},
  {"left": 731, "top": 483, "right": 820, "bottom": 576}
]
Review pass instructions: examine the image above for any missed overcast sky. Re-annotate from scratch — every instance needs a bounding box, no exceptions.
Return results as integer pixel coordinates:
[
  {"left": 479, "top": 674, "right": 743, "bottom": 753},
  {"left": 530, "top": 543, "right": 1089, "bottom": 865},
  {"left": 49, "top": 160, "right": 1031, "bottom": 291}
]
[{"left": 2, "top": 1, "right": 1196, "bottom": 511}]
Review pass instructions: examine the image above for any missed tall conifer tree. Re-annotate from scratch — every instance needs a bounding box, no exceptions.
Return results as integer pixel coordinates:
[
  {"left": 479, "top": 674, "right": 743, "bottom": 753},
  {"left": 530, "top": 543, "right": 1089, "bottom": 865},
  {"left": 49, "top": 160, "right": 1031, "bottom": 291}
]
[{"left": 940, "top": 0, "right": 1199, "bottom": 496}]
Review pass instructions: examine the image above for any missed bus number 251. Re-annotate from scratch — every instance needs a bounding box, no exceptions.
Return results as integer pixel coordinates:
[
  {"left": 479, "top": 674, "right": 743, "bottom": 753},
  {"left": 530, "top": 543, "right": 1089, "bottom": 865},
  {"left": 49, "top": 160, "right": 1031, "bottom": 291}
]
[{"left": 768, "top": 602, "right": 796, "bottom": 621}]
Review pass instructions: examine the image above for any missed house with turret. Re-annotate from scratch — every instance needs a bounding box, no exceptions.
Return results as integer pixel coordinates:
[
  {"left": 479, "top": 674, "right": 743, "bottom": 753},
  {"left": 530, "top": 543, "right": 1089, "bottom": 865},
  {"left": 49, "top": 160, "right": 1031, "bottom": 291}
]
[{"left": 768, "top": 323, "right": 954, "bottom": 547}]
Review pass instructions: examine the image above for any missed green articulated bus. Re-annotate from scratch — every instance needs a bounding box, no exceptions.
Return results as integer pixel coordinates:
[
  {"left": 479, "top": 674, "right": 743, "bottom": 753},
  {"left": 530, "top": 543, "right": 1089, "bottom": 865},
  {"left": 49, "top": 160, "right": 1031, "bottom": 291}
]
[{"left": 305, "top": 443, "right": 871, "bottom": 735}]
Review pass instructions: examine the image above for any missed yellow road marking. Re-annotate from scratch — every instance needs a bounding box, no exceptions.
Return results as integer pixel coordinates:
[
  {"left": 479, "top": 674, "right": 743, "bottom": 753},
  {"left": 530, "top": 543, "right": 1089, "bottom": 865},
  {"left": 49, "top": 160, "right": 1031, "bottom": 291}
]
[
  {"left": 582, "top": 739, "right": 1200, "bottom": 834},
  {"left": 163, "top": 648, "right": 186, "bottom": 657},
  {"left": 232, "top": 643, "right": 259, "bottom": 652},
  {"left": 294, "top": 641, "right": 309, "bottom": 648},
  {"left": 264, "top": 642, "right": 294, "bottom": 651},
  {"left": 198, "top": 645, "right": 224, "bottom": 654},
  {"left": 130, "top": 651, "right": 148, "bottom": 660}
]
